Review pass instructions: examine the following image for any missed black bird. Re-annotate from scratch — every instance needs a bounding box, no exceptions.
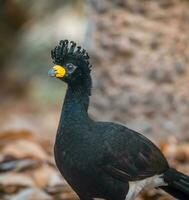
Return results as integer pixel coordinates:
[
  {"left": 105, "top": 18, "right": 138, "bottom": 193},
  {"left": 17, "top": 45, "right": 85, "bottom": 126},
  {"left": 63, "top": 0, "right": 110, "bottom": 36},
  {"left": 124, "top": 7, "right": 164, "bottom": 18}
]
[{"left": 48, "top": 40, "right": 189, "bottom": 200}]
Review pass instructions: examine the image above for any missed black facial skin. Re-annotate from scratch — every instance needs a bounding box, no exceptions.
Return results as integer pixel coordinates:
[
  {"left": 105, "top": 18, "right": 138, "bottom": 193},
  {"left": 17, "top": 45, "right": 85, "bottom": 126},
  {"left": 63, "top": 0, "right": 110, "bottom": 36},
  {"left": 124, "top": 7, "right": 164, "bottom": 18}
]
[
  {"left": 66, "top": 63, "right": 77, "bottom": 74},
  {"left": 61, "top": 63, "right": 82, "bottom": 84}
]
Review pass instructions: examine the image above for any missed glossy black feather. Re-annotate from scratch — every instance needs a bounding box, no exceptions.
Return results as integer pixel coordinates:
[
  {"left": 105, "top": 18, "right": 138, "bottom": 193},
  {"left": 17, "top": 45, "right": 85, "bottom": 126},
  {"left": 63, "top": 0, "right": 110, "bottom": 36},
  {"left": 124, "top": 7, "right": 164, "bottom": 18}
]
[
  {"left": 95, "top": 122, "right": 169, "bottom": 181},
  {"left": 161, "top": 168, "right": 189, "bottom": 199}
]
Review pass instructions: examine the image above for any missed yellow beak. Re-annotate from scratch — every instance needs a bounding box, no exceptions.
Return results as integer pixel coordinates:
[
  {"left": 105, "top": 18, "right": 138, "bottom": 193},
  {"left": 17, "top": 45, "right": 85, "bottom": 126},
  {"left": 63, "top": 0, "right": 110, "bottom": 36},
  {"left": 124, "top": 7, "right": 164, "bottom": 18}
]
[{"left": 48, "top": 65, "right": 66, "bottom": 78}]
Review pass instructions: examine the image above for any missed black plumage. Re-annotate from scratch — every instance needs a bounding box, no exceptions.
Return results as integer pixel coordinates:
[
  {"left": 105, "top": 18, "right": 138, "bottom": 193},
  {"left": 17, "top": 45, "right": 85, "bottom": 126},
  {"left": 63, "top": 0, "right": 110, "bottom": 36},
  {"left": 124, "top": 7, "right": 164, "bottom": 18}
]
[{"left": 49, "top": 40, "right": 189, "bottom": 200}]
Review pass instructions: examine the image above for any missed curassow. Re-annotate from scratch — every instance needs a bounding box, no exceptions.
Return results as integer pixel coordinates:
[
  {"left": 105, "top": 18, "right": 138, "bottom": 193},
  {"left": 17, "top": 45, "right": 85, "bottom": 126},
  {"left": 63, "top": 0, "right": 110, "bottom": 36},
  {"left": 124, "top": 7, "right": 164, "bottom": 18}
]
[{"left": 48, "top": 40, "right": 189, "bottom": 200}]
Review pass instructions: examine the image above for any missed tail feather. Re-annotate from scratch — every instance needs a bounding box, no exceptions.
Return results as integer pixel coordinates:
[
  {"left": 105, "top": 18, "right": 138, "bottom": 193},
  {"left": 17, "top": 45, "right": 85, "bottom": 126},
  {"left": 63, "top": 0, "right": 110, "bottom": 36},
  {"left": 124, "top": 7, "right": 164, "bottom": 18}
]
[
  {"left": 174, "top": 180, "right": 189, "bottom": 194},
  {"left": 161, "top": 186, "right": 189, "bottom": 200},
  {"left": 160, "top": 168, "right": 189, "bottom": 200}
]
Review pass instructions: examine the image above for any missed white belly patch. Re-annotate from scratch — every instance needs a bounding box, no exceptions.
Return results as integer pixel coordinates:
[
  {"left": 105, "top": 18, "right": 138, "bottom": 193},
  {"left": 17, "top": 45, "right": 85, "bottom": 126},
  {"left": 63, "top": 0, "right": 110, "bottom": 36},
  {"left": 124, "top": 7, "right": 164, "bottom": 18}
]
[{"left": 125, "top": 174, "right": 166, "bottom": 200}]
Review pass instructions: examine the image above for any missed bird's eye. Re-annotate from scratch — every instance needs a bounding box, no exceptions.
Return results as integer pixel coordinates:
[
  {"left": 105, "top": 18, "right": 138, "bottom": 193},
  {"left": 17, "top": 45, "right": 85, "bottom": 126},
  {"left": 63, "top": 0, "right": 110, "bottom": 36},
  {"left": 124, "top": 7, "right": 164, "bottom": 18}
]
[
  {"left": 67, "top": 64, "right": 73, "bottom": 70},
  {"left": 67, "top": 64, "right": 76, "bottom": 74}
]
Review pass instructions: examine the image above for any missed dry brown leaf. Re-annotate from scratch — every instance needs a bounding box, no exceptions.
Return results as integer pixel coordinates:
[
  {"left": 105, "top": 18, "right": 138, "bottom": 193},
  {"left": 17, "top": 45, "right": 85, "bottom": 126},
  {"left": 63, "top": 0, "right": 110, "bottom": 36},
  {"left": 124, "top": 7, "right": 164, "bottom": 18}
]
[
  {"left": 40, "top": 139, "right": 53, "bottom": 154},
  {"left": 0, "top": 130, "right": 36, "bottom": 147},
  {"left": 29, "top": 164, "right": 63, "bottom": 188},
  {"left": 160, "top": 137, "right": 178, "bottom": 158},
  {"left": 0, "top": 172, "right": 34, "bottom": 193},
  {"left": 56, "top": 192, "right": 79, "bottom": 200},
  {"left": 46, "top": 178, "right": 72, "bottom": 196},
  {"left": 1, "top": 140, "right": 48, "bottom": 161},
  {"left": 11, "top": 188, "right": 52, "bottom": 200},
  {"left": 0, "top": 159, "right": 38, "bottom": 172},
  {"left": 175, "top": 143, "right": 189, "bottom": 162},
  {"left": 46, "top": 184, "right": 72, "bottom": 196}
]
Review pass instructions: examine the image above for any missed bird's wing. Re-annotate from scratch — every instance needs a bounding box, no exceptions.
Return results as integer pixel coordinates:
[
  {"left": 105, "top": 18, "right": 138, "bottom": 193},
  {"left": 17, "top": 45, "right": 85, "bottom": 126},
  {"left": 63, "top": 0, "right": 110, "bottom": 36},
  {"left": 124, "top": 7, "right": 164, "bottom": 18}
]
[{"left": 100, "top": 123, "right": 169, "bottom": 182}]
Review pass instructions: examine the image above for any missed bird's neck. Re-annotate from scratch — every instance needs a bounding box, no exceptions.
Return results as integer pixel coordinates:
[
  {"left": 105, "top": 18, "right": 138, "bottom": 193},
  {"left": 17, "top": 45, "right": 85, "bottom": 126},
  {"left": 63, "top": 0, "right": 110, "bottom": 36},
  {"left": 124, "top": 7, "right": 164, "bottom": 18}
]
[
  {"left": 63, "top": 84, "right": 90, "bottom": 117},
  {"left": 57, "top": 76, "right": 92, "bottom": 137}
]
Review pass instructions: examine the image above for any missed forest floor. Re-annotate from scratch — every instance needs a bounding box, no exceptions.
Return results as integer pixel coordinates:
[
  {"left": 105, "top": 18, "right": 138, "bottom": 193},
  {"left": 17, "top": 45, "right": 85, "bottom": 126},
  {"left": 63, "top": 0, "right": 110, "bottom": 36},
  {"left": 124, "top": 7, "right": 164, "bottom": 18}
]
[{"left": 0, "top": 129, "right": 189, "bottom": 200}]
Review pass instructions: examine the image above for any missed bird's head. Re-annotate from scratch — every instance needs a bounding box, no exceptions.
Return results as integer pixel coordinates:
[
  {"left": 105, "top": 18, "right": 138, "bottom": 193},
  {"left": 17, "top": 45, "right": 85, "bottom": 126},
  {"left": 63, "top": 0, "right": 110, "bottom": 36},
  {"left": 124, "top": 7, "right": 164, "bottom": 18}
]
[{"left": 48, "top": 40, "right": 92, "bottom": 87}]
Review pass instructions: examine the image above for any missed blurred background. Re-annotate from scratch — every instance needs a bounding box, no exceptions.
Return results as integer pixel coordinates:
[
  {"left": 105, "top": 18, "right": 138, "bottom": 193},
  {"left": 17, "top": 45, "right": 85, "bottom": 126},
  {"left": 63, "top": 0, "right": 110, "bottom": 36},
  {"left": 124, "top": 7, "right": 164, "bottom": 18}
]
[{"left": 0, "top": 0, "right": 189, "bottom": 200}]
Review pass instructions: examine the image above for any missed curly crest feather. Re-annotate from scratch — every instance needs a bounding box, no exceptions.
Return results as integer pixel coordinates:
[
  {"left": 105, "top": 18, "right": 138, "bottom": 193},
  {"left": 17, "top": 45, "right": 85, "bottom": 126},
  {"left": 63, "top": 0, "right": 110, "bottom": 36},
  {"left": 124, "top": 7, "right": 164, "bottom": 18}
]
[{"left": 51, "top": 40, "right": 92, "bottom": 73}]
